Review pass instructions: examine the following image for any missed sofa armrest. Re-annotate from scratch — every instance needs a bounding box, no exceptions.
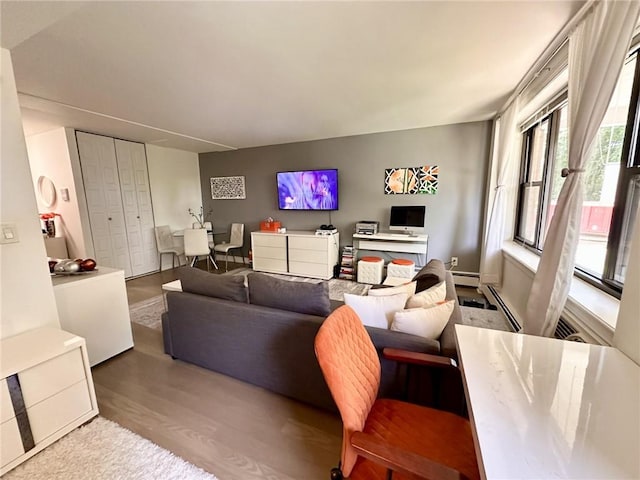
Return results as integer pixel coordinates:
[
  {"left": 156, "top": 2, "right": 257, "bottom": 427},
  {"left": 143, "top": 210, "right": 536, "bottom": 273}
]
[
  {"left": 382, "top": 348, "right": 458, "bottom": 369},
  {"left": 351, "top": 432, "right": 469, "bottom": 480}
]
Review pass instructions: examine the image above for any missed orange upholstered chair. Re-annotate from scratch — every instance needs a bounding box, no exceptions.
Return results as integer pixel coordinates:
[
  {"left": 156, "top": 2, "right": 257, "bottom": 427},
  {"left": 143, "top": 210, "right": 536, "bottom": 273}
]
[{"left": 315, "top": 305, "right": 479, "bottom": 480}]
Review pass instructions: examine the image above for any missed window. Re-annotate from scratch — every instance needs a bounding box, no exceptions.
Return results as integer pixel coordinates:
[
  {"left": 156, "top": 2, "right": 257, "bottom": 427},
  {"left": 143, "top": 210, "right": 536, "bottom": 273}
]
[{"left": 515, "top": 50, "right": 640, "bottom": 294}]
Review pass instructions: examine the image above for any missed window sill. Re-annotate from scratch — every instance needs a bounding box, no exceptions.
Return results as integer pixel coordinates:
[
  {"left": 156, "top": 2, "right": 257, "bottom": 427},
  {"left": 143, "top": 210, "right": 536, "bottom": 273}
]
[{"left": 502, "top": 241, "right": 619, "bottom": 345}]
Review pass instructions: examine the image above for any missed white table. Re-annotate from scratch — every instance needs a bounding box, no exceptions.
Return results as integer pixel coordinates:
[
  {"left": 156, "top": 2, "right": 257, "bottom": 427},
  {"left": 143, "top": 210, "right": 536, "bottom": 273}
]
[
  {"left": 455, "top": 324, "right": 640, "bottom": 480},
  {"left": 353, "top": 232, "right": 428, "bottom": 268}
]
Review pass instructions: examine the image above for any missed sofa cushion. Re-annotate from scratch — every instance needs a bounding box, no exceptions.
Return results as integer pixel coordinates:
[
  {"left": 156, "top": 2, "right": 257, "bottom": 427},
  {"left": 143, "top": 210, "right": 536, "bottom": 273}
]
[
  {"left": 391, "top": 300, "right": 455, "bottom": 340},
  {"left": 412, "top": 259, "right": 446, "bottom": 293},
  {"left": 178, "top": 267, "right": 247, "bottom": 302},
  {"left": 367, "top": 281, "right": 416, "bottom": 299},
  {"left": 406, "top": 281, "right": 446, "bottom": 309},
  {"left": 344, "top": 293, "right": 408, "bottom": 329},
  {"left": 247, "top": 272, "right": 331, "bottom": 316}
]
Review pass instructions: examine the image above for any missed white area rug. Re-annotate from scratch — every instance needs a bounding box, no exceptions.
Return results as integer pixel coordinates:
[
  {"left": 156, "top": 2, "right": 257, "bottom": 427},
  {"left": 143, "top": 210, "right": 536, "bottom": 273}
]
[
  {"left": 3, "top": 417, "right": 217, "bottom": 480},
  {"left": 129, "top": 295, "right": 165, "bottom": 330}
]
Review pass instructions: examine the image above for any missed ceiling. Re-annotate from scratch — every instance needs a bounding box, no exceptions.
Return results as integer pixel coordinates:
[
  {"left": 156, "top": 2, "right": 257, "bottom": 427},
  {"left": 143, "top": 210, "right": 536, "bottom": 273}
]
[{"left": 1, "top": 1, "right": 584, "bottom": 153}]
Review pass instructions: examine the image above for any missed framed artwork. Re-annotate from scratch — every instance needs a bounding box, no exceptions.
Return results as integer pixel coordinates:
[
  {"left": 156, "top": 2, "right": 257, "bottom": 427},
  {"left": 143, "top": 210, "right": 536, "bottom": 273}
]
[
  {"left": 211, "top": 176, "right": 246, "bottom": 200},
  {"left": 384, "top": 165, "right": 438, "bottom": 194}
]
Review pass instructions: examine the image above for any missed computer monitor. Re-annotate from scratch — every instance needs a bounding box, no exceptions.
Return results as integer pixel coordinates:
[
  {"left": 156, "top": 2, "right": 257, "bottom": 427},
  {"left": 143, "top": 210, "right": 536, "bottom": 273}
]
[{"left": 389, "top": 205, "right": 425, "bottom": 233}]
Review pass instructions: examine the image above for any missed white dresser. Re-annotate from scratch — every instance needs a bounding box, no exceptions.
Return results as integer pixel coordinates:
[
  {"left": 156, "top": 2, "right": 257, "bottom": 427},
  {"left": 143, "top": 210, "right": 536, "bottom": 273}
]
[
  {"left": 251, "top": 231, "right": 339, "bottom": 280},
  {"left": 0, "top": 327, "right": 99, "bottom": 476}
]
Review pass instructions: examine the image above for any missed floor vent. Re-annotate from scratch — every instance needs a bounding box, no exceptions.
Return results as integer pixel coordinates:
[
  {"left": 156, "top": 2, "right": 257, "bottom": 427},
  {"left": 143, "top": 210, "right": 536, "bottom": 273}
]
[{"left": 487, "top": 285, "right": 521, "bottom": 332}]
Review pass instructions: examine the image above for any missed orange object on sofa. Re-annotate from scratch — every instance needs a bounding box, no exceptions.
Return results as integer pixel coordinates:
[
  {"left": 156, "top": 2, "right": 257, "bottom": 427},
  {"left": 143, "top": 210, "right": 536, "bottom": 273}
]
[
  {"left": 259, "top": 220, "right": 281, "bottom": 232},
  {"left": 314, "top": 305, "right": 479, "bottom": 480}
]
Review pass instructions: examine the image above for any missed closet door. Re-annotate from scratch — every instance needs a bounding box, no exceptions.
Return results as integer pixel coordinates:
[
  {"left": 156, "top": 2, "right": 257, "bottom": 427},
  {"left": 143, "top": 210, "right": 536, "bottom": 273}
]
[
  {"left": 76, "top": 132, "right": 132, "bottom": 277},
  {"left": 114, "top": 140, "right": 158, "bottom": 276}
]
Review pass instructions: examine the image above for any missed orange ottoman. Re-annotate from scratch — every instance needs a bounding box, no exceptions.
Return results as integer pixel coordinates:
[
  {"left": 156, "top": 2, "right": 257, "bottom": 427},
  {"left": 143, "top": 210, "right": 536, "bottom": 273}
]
[
  {"left": 386, "top": 258, "right": 415, "bottom": 280},
  {"left": 357, "top": 256, "right": 384, "bottom": 284}
]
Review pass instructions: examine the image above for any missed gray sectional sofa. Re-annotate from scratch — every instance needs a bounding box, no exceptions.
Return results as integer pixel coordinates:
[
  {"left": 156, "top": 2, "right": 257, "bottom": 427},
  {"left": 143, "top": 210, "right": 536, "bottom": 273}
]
[{"left": 162, "top": 260, "right": 465, "bottom": 413}]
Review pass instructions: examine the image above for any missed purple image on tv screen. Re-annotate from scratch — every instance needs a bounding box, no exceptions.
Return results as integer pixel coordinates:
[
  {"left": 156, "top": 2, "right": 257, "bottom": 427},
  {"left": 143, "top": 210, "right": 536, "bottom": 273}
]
[{"left": 277, "top": 169, "right": 338, "bottom": 210}]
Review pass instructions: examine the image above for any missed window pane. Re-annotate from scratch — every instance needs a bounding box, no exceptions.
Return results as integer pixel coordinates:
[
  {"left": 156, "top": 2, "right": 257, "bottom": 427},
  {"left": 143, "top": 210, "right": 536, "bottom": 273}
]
[
  {"left": 575, "top": 56, "right": 635, "bottom": 277},
  {"left": 615, "top": 174, "right": 640, "bottom": 283},
  {"left": 529, "top": 120, "right": 549, "bottom": 182},
  {"left": 519, "top": 185, "right": 540, "bottom": 244},
  {"left": 543, "top": 105, "right": 569, "bottom": 245}
]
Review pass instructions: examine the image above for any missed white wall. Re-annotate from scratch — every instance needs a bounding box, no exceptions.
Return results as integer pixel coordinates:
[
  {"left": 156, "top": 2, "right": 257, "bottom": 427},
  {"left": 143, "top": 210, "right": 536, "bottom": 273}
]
[
  {"left": 0, "top": 48, "right": 60, "bottom": 339},
  {"left": 146, "top": 144, "right": 200, "bottom": 269},
  {"left": 25, "top": 128, "right": 88, "bottom": 259},
  {"left": 613, "top": 207, "right": 640, "bottom": 365}
]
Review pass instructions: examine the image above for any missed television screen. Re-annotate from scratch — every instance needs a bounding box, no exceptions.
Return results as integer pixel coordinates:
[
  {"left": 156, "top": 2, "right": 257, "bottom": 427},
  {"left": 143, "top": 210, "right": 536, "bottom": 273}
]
[
  {"left": 390, "top": 205, "right": 425, "bottom": 231},
  {"left": 277, "top": 169, "right": 338, "bottom": 210}
]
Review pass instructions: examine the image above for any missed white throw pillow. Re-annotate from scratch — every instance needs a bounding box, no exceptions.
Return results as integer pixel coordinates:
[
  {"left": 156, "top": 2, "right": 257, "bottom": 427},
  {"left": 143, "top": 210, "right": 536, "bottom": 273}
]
[
  {"left": 406, "top": 281, "right": 446, "bottom": 309},
  {"left": 367, "top": 281, "right": 417, "bottom": 299},
  {"left": 391, "top": 300, "right": 455, "bottom": 340},
  {"left": 343, "top": 293, "right": 409, "bottom": 329}
]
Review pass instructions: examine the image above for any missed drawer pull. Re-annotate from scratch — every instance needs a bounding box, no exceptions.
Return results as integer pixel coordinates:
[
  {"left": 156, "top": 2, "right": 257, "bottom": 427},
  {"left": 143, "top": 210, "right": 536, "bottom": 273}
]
[{"left": 6, "top": 374, "right": 35, "bottom": 453}]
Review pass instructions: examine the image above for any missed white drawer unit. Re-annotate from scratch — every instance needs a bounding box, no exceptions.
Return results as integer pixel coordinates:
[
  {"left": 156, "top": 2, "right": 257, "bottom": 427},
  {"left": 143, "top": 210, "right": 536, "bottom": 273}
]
[
  {"left": 0, "top": 327, "right": 99, "bottom": 476},
  {"left": 251, "top": 232, "right": 288, "bottom": 273},
  {"left": 251, "top": 231, "right": 339, "bottom": 280}
]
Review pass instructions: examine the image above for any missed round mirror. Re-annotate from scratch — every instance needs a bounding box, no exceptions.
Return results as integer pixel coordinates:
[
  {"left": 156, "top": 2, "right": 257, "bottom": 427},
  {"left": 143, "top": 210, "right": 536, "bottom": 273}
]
[{"left": 37, "top": 176, "right": 57, "bottom": 208}]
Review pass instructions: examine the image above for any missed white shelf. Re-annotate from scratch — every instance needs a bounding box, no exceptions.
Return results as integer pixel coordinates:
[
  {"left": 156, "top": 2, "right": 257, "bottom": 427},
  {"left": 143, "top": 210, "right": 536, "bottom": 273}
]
[{"left": 353, "top": 232, "right": 428, "bottom": 256}]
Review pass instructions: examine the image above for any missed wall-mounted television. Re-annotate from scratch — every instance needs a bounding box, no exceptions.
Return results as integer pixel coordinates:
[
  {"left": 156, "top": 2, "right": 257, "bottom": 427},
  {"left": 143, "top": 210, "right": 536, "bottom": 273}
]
[
  {"left": 389, "top": 205, "right": 425, "bottom": 233},
  {"left": 277, "top": 169, "right": 338, "bottom": 210}
]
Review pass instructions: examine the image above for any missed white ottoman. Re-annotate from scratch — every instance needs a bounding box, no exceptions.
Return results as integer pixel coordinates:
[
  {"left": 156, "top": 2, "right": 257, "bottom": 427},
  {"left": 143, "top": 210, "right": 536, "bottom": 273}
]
[
  {"left": 386, "top": 259, "right": 415, "bottom": 280},
  {"left": 357, "top": 257, "right": 385, "bottom": 284}
]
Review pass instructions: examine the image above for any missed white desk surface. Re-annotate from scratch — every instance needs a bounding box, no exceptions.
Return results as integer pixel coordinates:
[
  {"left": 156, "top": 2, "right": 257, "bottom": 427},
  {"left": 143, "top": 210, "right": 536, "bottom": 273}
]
[
  {"left": 455, "top": 324, "right": 640, "bottom": 480},
  {"left": 353, "top": 232, "right": 428, "bottom": 242}
]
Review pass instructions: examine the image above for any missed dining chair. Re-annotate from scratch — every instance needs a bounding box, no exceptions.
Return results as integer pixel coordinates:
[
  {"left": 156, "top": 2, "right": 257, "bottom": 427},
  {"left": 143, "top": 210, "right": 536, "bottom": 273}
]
[
  {"left": 154, "top": 225, "right": 184, "bottom": 269},
  {"left": 315, "top": 305, "right": 479, "bottom": 480},
  {"left": 183, "top": 228, "right": 218, "bottom": 271},
  {"left": 213, "top": 223, "right": 244, "bottom": 271},
  {"left": 202, "top": 221, "right": 215, "bottom": 249}
]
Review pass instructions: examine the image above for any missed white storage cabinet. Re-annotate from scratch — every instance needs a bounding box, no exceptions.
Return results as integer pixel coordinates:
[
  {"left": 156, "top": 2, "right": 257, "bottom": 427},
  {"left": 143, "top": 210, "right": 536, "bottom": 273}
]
[
  {"left": 52, "top": 266, "right": 134, "bottom": 366},
  {"left": 0, "top": 328, "right": 99, "bottom": 475},
  {"left": 251, "top": 231, "right": 339, "bottom": 280}
]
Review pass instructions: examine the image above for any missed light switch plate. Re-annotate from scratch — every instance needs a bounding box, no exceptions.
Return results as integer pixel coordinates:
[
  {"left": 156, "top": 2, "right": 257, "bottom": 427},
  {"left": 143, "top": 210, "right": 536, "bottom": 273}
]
[{"left": 0, "top": 224, "right": 19, "bottom": 244}]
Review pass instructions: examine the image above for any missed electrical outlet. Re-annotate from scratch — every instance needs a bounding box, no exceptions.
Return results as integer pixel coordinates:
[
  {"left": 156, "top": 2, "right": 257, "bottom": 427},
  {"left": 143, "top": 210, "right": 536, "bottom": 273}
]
[{"left": 450, "top": 256, "right": 458, "bottom": 268}]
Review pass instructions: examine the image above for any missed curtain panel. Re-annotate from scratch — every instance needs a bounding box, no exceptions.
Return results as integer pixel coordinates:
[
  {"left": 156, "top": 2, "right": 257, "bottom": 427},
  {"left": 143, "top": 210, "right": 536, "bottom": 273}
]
[
  {"left": 479, "top": 99, "right": 519, "bottom": 286},
  {"left": 524, "top": 0, "right": 640, "bottom": 337}
]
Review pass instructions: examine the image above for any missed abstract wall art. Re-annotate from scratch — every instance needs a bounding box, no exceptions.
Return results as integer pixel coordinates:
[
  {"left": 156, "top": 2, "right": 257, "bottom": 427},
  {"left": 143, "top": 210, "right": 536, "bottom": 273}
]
[
  {"left": 210, "top": 175, "right": 246, "bottom": 200},
  {"left": 384, "top": 165, "right": 439, "bottom": 194}
]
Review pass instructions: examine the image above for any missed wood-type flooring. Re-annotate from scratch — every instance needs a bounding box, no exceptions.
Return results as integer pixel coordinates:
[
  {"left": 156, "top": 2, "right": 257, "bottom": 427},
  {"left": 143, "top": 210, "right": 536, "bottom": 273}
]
[
  {"left": 94, "top": 265, "right": 487, "bottom": 479},
  {"left": 92, "top": 264, "right": 342, "bottom": 480}
]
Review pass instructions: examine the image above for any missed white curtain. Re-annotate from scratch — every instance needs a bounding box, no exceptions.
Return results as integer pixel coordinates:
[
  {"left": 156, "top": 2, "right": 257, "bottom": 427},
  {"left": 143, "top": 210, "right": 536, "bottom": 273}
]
[
  {"left": 480, "top": 98, "right": 519, "bottom": 286},
  {"left": 524, "top": 0, "right": 640, "bottom": 337}
]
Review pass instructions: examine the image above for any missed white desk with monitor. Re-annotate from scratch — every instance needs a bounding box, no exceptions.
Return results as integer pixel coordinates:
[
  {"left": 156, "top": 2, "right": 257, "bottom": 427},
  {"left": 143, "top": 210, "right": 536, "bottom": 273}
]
[
  {"left": 455, "top": 324, "right": 640, "bottom": 480},
  {"left": 352, "top": 232, "right": 428, "bottom": 267}
]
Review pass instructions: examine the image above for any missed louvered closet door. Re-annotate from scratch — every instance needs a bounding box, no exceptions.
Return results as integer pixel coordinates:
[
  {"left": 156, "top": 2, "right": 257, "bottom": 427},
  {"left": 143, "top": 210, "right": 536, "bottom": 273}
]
[
  {"left": 114, "top": 140, "right": 158, "bottom": 276},
  {"left": 77, "top": 132, "right": 132, "bottom": 277}
]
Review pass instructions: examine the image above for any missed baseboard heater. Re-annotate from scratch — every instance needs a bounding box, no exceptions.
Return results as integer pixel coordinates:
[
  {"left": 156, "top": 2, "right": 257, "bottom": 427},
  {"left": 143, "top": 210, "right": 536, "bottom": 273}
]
[
  {"left": 452, "top": 271, "right": 480, "bottom": 288},
  {"left": 486, "top": 285, "right": 521, "bottom": 332},
  {"left": 487, "top": 285, "right": 589, "bottom": 342}
]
